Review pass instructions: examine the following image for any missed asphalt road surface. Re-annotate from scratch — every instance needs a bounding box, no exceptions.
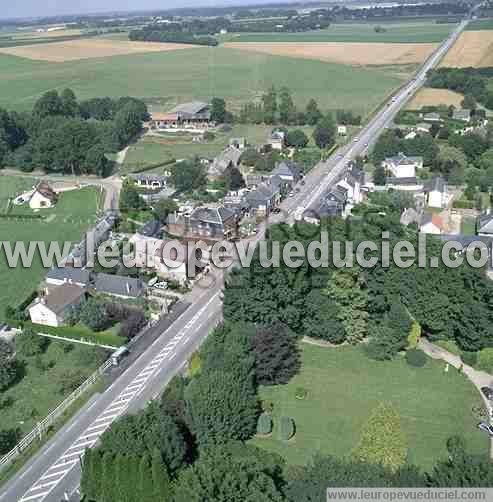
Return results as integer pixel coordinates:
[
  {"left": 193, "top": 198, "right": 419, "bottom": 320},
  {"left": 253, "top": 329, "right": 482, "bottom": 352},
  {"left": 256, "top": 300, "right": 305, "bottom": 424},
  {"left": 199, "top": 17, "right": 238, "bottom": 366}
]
[{"left": 0, "top": 19, "right": 467, "bottom": 502}]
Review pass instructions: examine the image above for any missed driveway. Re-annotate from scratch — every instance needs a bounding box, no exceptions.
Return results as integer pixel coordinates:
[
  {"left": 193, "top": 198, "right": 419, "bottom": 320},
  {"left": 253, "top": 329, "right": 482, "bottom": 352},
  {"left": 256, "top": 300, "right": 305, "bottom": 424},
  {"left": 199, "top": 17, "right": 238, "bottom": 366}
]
[{"left": 419, "top": 338, "right": 493, "bottom": 458}]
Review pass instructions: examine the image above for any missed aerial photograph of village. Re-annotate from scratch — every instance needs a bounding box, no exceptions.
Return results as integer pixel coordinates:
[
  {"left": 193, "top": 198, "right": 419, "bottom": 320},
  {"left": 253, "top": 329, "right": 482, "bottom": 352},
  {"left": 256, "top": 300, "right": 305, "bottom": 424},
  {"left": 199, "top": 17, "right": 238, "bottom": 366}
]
[{"left": 1, "top": 0, "right": 493, "bottom": 500}]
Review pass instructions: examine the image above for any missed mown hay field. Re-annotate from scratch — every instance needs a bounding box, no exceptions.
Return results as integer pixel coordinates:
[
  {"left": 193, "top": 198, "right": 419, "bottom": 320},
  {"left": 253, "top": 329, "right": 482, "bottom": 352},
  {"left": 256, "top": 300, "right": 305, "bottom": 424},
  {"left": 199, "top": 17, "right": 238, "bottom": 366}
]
[
  {"left": 440, "top": 30, "right": 493, "bottom": 68},
  {"left": 406, "top": 87, "right": 464, "bottom": 109},
  {"left": 0, "top": 38, "right": 200, "bottom": 62},
  {"left": 224, "top": 41, "right": 438, "bottom": 66}
]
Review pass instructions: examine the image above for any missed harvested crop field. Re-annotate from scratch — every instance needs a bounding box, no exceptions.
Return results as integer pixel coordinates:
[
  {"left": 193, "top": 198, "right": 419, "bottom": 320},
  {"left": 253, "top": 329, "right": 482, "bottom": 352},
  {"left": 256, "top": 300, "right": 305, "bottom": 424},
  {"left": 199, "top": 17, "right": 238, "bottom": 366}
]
[
  {"left": 224, "top": 42, "right": 438, "bottom": 66},
  {"left": 406, "top": 88, "right": 464, "bottom": 109},
  {"left": 0, "top": 39, "right": 200, "bottom": 62},
  {"left": 440, "top": 31, "right": 493, "bottom": 68}
]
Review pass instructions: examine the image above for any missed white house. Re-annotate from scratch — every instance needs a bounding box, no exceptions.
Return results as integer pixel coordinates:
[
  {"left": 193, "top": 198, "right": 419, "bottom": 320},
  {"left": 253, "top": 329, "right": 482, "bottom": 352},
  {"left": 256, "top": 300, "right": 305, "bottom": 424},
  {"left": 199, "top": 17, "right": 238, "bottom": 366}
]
[
  {"left": 29, "top": 182, "right": 58, "bottom": 209},
  {"left": 427, "top": 177, "right": 448, "bottom": 209},
  {"left": 337, "top": 125, "right": 347, "bottom": 136},
  {"left": 452, "top": 109, "right": 471, "bottom": 123},
  {"left": 382, "top": 152, "right": 423, "bottom": 178},
  {"left": 420, "top": 212, "right": 445, "bottom": 235},
  {"left": 29, "top": 284, "right": 86, "bottom": 327},
  {"left": 269, "top": 131, "right": 285, "bottom": 151}
]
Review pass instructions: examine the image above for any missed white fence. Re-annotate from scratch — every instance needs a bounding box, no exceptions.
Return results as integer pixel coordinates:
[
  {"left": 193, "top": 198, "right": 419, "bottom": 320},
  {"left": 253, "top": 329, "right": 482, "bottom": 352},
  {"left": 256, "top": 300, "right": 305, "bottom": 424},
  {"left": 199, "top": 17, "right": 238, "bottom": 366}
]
[{"left": 0, "top": 358, "right": 112, "bottom": 473}]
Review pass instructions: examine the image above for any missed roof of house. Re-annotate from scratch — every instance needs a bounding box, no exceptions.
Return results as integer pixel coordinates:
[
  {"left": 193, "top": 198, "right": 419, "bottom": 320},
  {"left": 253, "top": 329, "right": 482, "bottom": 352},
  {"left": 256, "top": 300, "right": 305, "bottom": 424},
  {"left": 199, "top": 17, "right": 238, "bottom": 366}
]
[
  {"left": 423, "top": 112, "right": 442, "bottom": 121},
  {"left": 39, "top": 284, "right": 85, "bottom": 315},
  {"left": 154, "top": 239, "right": 188, "bottom": 264},
  {"left": 325, "top": 187, "right": 347, "bottom": 204},
  {"left": 427, "top": 176, "right": 446, "bottom": 193},
  {"left": 421, "top": 212, "right": 444, "bottom": 230},
  {"left": 190, "top": 206, "right": 236, "bottom": 225},
  {"left": 453, "top": 109, "right": 471, "bottom": 120},
  {"left": 478, "top": 213, "right": 493, "bottom": 234},
  {"left": 271, "top": 160, "right": 301, "bottom": 179},
  {"left": 400, "top": 208, "right": 420, "bottom": 226},
  {"left": 130, "top": 173, "right": 167, "bottom": 183},
  {"left": 46, "top": 267, "right": 91, "bottom": 284},
  {"left": 137, "top": 219, "right": 161, "bottom": 238},
  {"left": 386, "top": 176, "right": 421, "bottom": 186},
  {"left": 209, "top": 146, "right": 243, "bottom": 175},
  {"left": 168, "top": 102, "right": 210, "bottom": 115},
  {"left": 246, "top": 182, "right": 279, "bottom": 204},
  {"left": 416, "top": 122, "right": 432, "bottom": 130},
  {"left": 384, "top": 152, "right": 423, "bottom": 166},
  {"left": 269, "top": 131, "right": 285, "bottom": 141},
  {"left": 34, "top": 182, "right": 57, "bottom": 202},
  {"left": 94, "top": 273, "right": 144, "bottom": 298}
]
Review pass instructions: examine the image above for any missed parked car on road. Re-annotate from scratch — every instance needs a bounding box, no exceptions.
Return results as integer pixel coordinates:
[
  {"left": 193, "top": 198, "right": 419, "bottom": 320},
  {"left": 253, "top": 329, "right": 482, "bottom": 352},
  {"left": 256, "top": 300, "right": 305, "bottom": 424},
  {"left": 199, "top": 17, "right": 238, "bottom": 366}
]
[
  {"left": 477, "top": 422, "right": 493, "bottom": 436},
  {"left": 481, "top": 387, "right": 493, "bottom": 400}
]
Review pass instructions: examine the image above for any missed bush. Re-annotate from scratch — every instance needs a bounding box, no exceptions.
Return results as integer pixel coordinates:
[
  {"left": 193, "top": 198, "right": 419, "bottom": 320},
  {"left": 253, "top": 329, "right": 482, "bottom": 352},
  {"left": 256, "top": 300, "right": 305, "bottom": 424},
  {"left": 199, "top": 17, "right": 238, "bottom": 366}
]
[
  {"left": 407, "top": 322, "right": 421, "bottom": 349},
  {"left": 257, "top": 412, "right": 273, "bottom": 435},
  {"left": 261, "top": 400, "right": 274, "bottom": 413},
  {"left": 295, "top": 387, "right": 307, "bottom": 400},
  {"left": 0, "top": 428, "right": 20, "bottom": 454},
  {"left": 477, "top": 348, "right": 493, "bottom": 374},
  {"left": 15, "top": 328, "right": 49, "bottom": 357},
  {"left": 278, "top": 416, "right": 295, "bottom": 441},
  {"left": 405, "top": 349, "right": 427, "bottom": 367},
  {"left": 461, "top": 351, "right": 478, "bottom": 367},
  {"left": 79, "top": 299, "right": 108, "bottom": 332},
  {"left": 119, "top": 310, "right": 146, "bottom": 339}
]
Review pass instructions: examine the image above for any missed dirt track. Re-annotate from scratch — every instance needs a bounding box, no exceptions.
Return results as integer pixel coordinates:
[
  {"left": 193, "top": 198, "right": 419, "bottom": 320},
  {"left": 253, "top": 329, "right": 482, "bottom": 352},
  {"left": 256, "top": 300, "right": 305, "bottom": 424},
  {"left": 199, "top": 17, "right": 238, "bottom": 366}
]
[{"left": 224, "top": 41, "right": 438, "bottom": 66}]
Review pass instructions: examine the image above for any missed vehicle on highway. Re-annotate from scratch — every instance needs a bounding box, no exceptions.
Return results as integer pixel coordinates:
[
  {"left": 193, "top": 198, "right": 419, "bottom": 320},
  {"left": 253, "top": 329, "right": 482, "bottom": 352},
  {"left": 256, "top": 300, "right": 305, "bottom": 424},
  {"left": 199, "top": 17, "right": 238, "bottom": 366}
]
[
  {"left": 301, "top": 180, "right": 306, "bottom": 185},
  {"left": 288, "top": 191, "right": 295, "bottom": 197},
  {"left": 477, "top": 422, "right": 493, "bottom": 437},
  {"left": 353, "top": 137, "right": 359, "bottom": 142},
  {"left": 272, "top": 207, "right": 281, "bottom": 214},
  {"left": 481, "top": 387, "right": 493, "bottom": 400}
]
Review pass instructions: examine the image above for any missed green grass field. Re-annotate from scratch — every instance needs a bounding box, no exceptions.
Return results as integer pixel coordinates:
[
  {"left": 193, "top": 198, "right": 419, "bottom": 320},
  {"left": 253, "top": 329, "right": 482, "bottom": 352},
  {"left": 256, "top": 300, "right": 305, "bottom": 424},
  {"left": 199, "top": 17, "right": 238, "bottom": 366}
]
[
  {"left": 123, "top": 124, "right": 317, "bottom": 171},
  {"left": 220, "top": 22, "right": 454, "bottom": 44},
  {"left": 466, "top": 19, "right": 493, "bottom": 31},
  {"left": 0, "top": 178, "right": 100, "bottom": 319},
  {"left": 251, "top": 343, "right": 488, "bottom": 469},
  {"left": 1, "top": 340, "right": 106, "bottom": 436},
  {"left": 0, "top": 47, "right": 403, "bottom": 116}
]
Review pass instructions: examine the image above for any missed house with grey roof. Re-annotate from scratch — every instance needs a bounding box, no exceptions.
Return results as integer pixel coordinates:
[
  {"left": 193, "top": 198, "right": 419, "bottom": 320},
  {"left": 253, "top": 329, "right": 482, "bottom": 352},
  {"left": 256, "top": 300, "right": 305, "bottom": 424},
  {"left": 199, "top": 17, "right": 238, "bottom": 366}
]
[
  {"left": 45, "top": 267, "right": 91, "bottom": 289},
  {"left": 167, "top": 206, "right": 238, "bottom": 241},
  {"left": 137, "top": 219, "right": 161, "bottom": 238},
  {"left": 453, "top": 109, "right": 471, "bottom": 123},
  {"left": 94, "top": 273, "right": 145, "bottom": 299},
  {"left": 29, "top": 284, "right": 86, "bottom": 327},
  {"left": 268, "top": 131, "right": 285, "bottom": 151},
  {"left": 149, "top": 102, "right": 212, "bottom": 129},
  {"left": 426, "top": 177, "right": 448, "bottom": 209},
  {"left": 386, "top": 177, "right": 424, "bottom": 191},
  {"left": 229, "top": 137, "right": 246, "bottom": 149},
  {"left": 382, "top": 152, "right": 423, "bottom": 178},
  {"left": 208, "top": 146, "right": 243, "bottom": 180},
  {"left": 477, "top": 213, "right": 493, "bottom": 237},
  {"left": 129, "top": 174, "right": 167, "bottom": 190},
  {"left": 245, "top": 181, "right": 281, "bottom": 218},
  {"left": 270, "top": 161, "right": 301, "bottom": 184},
  {"left": 303, "top": 189, "right": 346, "bottom": 224},
  {"left": 423, "top": 112, "right": 442, "bottom": 123},
  {"left": 400, "top": 208, "right": 420, "bottom": 226}
]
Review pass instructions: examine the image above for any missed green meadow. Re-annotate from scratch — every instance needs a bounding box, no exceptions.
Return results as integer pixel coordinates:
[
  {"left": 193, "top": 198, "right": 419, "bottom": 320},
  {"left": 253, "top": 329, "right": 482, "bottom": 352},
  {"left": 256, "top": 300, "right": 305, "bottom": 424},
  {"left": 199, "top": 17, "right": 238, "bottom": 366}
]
[
  {"left": 251, "top": 343, "right": 488, "bottom": 469},
  {"left": 0, "top": 46, "right": 402, "bottom": 116},
  {"left": 221, "top": 21, "right": 454, "bottom": 44}
]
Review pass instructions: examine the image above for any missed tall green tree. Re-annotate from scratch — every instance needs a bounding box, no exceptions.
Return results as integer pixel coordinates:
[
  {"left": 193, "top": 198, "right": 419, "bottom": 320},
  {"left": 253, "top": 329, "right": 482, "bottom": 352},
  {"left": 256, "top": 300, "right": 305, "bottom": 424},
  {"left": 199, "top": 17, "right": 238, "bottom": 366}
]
[
  {"left": 210, "top": 97, "right": 227, "bottom": 123},
  {"left": 262, "top": 86, "right": 278, "bottom": 125},
  {"left": 313, "top": 113, "right": 336, "bottom": 149},
  {"left": 305, "top": 98, "right": 322, "bottom": 126},
  {"left": 279, "top": 87, "right": 296, "bottom": 124},
  {"left": 60, "top": 88, "right": 79, "bottom": 117}
]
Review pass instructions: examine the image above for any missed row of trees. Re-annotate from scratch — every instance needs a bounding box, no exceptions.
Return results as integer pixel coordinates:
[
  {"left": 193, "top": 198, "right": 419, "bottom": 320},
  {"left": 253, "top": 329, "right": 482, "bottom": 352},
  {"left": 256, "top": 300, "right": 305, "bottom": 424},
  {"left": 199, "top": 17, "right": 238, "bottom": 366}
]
[
  {"left": 129, "top": 28, "right": 218, "bottom": 46},
  {"left": 0, "top": 89, "right": 149, "bottom": 174}
]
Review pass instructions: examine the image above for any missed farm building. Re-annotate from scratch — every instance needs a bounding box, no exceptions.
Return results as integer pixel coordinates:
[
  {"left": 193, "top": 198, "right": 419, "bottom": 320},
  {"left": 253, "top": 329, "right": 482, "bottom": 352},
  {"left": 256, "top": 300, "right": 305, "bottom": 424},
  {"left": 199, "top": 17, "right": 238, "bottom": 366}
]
[
  {"left": 29, "top": 182, "right": 58, "bottom": 209},
  {"left": 148, "top": 102, "right": 212, "bottom": 130}
]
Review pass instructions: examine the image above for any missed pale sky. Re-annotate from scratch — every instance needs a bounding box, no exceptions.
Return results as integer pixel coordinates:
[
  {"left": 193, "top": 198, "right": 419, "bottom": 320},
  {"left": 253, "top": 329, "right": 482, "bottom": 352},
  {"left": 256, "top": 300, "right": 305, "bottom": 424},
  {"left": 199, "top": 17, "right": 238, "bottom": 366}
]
[{"left": 2, "top": 0, "right": 292, "bottom": 20}]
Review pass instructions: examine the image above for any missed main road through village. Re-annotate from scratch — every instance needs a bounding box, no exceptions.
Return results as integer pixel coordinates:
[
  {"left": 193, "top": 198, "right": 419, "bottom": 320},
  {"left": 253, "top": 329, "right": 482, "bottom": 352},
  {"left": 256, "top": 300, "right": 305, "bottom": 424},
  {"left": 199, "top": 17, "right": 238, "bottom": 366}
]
[{"left": 0, "top": 19, "right": 468, "bottom": 502}]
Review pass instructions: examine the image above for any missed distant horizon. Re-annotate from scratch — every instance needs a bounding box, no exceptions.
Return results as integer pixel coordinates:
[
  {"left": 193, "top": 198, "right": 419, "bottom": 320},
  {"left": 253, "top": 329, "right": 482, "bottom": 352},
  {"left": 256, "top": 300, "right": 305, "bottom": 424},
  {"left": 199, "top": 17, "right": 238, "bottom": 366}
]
[{"left": 0, "top": 0, "right": 320, "bottom": 22}]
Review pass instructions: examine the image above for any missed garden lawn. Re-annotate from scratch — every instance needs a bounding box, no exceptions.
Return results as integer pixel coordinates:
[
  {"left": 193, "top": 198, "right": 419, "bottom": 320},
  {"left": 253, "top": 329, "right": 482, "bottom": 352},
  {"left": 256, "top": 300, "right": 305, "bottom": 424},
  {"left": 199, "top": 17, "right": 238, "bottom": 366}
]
[
  {"left": 221, "top": 22, "right": 454, "bottom": 44},
  {"left": 0, "top": 340, "right": 106, "bottom": 436},
  {"left": 123, "top": 124, "right": 316, "bottom": 171},
  {"left": 0, "top": 47, "right": 402, "bottom": 117},
  {"left": 251, "top": 343, "right": 488, "bottom": 469},
  {"left": 0, "top": 180, "right": 99, "bottom": 320}
]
